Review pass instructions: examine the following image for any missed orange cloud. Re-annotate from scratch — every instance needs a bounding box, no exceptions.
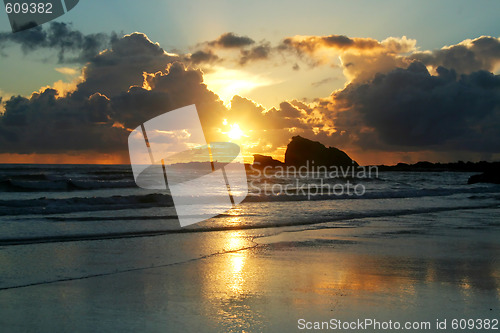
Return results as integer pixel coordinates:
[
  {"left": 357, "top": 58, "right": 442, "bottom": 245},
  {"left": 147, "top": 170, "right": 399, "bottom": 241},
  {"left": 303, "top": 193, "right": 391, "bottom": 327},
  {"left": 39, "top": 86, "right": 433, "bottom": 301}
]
[
  {"left": 283, "top": 35, "right": 383, "bottom": 53},
  {"left": 282, "top": 35, "right": 417, "bottom": 83}
]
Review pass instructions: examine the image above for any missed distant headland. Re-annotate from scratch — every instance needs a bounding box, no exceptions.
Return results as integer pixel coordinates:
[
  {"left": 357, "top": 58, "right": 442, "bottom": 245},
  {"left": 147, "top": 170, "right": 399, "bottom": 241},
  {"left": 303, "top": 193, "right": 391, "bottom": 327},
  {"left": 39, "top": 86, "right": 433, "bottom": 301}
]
[{"left": 251, "top": 136, "right": 500, "bottom": 184}]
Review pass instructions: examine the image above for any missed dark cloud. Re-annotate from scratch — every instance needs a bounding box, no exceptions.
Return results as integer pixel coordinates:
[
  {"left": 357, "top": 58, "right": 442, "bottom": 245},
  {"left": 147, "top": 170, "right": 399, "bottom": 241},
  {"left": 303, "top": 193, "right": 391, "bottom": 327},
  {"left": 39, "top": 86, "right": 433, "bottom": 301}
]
[
  {"left": 0, "top": 22, "right": 116, "bottom": 63},
  {"left": 76, "top": 32, "right": 179, "bottom": 98},
  {"left": 333, "top": 62, "right": 500, "bottom": 152},
  {"left": 115, "top": 62, "right": 226, "bottom": 131},
  {"left": 199, "top": 33, "right": 272, "bottom": 66},
  {"left": 409, "top": 36, "right": 500, "bottom": 74},
  {"left": 187, "top": 50, "right": 220, "bottom": 65},
  {"left": 0, "top": 89, "right": 126, "bottom": 154},
  {"left": 239, "top": 43, "right": 271, "bottom": 65},
  {"left": 0, "top": 34, "right": 226, "bottom": 154},
  {"left": 208, "top": 32, "right": 255, "bottom": 48},
  {"left": 2, "top": 29, "right": 499, "bottom": 161}
]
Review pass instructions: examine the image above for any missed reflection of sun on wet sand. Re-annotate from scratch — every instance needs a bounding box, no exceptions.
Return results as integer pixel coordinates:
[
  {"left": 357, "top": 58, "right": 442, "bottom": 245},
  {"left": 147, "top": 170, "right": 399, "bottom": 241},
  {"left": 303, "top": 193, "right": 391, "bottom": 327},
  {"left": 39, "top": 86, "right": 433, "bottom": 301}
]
[
  {"left": 0, "top": 208, "right": 498, "bottom": 332},
  {"left": 197, "top": 210, "right": 499, "bottom": 332},
  {"left": 183, "top": 209, "right": 499, "bottom": 332}
]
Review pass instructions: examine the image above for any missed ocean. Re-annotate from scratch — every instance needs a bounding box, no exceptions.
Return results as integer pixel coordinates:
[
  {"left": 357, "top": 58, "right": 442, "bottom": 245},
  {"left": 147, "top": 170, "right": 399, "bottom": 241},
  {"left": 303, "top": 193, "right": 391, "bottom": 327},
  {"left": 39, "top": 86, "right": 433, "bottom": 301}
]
[
  {"left": 1, "top": 163, "right": 499, "bottom": 331},
  {"left": 1, "top": 164, "right": 499, "bottom": 243}
]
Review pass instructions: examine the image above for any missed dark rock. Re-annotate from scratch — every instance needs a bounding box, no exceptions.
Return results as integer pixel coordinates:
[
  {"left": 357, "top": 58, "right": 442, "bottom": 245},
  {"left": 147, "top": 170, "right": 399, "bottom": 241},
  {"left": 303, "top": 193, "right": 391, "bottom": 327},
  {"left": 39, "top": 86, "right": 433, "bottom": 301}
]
[
  {"left": 468, "top": 171, "right": 500, "bottom": 184},
  {"left": 413, "top": 161, "right": 435, "bottom": 169},
  {"left": 252, "top": 154, "right": 283, "bottom": 168},
  {"left": 377, "top": 161, "right": 500, "bottom": 172},
  {"left": 284, "top": 136, "right": 357, "bottom": 167}
]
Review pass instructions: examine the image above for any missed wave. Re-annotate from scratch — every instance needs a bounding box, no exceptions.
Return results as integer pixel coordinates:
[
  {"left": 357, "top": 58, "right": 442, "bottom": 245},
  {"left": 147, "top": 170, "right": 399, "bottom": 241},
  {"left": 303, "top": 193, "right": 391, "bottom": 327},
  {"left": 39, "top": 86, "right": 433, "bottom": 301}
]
[
  {"left": 68, "top": 179, "right": 136, "bottom": 189},
  {"left": 43, "top": 212, "right": 259, "bottom": 222},
  {"left": 245, "top": 185, "right": 500, "bottom": 202},
  {"left": 1, "top": 203, "right": 497, "bottom": 246},
  {"left": 0, "top": 193, "right": 174, "bottom": 216},
  {"left": 0, "top": 178, "right": 136, "bottom": 191},
  {"left": 1, "top": 184, "right": 498, "bottom": 216}
]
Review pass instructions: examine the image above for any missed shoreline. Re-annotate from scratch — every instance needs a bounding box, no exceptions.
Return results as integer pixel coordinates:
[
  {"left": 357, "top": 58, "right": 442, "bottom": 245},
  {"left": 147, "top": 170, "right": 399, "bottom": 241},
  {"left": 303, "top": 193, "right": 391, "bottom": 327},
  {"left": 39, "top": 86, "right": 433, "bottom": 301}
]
[{"left": 0, "top": 206, "right": 498, "bottom": 331}]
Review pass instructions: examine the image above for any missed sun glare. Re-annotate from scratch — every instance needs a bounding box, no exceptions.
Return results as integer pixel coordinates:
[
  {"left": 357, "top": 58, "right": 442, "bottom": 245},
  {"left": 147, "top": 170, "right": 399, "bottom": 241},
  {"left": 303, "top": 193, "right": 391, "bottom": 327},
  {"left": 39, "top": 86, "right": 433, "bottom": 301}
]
[
  {"left": 227, "top": 123, "right": 245, "bottom": 140},
  {"left": 204, "top": 67, "right": 275, "bottom": 106}
]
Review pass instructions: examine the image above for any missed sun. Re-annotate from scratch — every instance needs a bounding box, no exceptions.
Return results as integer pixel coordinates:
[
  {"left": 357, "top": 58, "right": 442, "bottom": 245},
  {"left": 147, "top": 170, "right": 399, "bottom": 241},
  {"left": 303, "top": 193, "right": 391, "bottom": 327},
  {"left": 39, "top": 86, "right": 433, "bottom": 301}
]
[{"left": 227, "top": 123, "right": 245, "bottom": 140}]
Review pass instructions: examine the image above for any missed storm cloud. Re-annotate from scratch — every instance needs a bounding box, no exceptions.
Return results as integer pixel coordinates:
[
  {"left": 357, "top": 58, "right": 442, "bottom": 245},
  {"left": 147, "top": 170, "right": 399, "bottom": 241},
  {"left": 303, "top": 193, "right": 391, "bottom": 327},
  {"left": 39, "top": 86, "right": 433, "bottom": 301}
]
[
  {"left": 0, "top": 33, "right": 226, "bottom": 155},
  {"left": 76, "top": 32, "right": 180, "bottom": 98},
  {"left": 0, "top": 22, "right": 116, "bottom": 63},
  {"left": 113, "top": 62, "right": 226, "bottom": 132},
  {"left": 0, "top": 89, "right": 126, "bottom": 154},
  {"left": 333, "top": 62, "right": 500, "bottom": 152}
]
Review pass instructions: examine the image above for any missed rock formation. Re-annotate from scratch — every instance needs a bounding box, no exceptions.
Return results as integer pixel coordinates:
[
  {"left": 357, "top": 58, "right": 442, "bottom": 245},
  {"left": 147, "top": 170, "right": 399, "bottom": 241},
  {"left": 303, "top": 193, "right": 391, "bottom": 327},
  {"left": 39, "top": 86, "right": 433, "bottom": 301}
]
[{"left": 284, "top": 136, "right": 357, "bottom": 167}]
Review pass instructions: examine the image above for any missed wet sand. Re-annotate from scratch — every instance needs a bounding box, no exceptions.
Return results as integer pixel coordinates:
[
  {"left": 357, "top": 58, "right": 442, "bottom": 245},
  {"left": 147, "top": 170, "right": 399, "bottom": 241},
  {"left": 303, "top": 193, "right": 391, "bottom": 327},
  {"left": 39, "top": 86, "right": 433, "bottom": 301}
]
[{"left": 0, "top": 208, "right": 498, "bottom": 332}]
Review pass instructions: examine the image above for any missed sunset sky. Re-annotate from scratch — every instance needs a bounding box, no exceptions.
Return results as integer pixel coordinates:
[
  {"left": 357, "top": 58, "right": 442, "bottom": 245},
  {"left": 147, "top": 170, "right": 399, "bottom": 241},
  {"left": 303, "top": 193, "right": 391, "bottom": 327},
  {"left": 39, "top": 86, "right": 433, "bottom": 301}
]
[{"left": 0, "top": 0, "right": 499, "bottom": 165}]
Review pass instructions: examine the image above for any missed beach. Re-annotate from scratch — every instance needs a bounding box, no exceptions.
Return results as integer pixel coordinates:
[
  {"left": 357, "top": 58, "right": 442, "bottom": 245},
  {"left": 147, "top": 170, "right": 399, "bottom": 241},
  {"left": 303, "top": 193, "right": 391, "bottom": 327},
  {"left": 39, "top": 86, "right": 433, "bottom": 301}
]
[
  {"left": 1, "top": 2, "right": 500, "bottom": 331},
  {"left": 1, "top": 205, "right": 498, "bottom": 332}
]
